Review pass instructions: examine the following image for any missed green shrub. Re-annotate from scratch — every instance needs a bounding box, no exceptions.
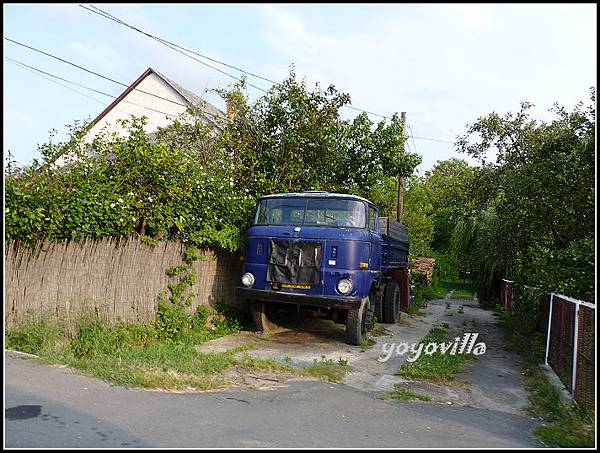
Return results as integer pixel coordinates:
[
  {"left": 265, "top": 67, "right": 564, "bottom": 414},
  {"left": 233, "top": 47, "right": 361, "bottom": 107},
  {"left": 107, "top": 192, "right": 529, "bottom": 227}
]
[
  {"left": 5, "top": 71, "right": 421, "bottom": 252},
  {"left": 156, "top": 297, "right": 191, "bottom": 343},
  {"left": 6, "top": 320, "right": 64, "bottom": 355},
  {"left": 190, "top": 305, "right": 211, "bottom": 331},
  {"left": 121, "top": 323, "right": 158, "bottom": 347},
  {"left": 71, "top": 320, "right": 126, "bottom": 358},
  {"left": 155, "top": 297, "right": 242, "bottom": 345},
  {"left": 211, "top": 302, "right": 245, "bottom": 334},
  {"left": 5, "top": 299, "right": 251, "bottom": 392}
]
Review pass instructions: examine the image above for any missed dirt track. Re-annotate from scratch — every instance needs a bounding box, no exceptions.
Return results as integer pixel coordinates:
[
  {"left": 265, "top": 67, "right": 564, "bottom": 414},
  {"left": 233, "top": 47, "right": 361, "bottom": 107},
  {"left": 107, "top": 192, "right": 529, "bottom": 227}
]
[{"left": 197, "top": 295, "right": 533, "bottom": 415}]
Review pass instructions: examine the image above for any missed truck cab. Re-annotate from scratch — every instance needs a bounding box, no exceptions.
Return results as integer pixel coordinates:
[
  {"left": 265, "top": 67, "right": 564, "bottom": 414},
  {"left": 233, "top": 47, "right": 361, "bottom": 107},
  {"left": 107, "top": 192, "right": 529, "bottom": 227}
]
[{"left": 235, "top": 191, "right": 409, "bottom": 345}]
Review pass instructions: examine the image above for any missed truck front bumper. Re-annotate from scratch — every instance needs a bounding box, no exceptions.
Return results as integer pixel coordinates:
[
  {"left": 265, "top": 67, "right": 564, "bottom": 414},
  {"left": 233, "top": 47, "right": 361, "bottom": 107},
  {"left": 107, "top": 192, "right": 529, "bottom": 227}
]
[{"left": 235, "top": 287, "right": 363, "bottom": 310}]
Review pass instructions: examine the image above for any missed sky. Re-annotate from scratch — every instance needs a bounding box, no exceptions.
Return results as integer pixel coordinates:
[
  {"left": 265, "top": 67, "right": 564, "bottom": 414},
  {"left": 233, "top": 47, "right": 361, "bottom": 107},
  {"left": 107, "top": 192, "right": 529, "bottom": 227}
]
[{"left": 3, "top": 3, "right": 597, "bottom": 173}]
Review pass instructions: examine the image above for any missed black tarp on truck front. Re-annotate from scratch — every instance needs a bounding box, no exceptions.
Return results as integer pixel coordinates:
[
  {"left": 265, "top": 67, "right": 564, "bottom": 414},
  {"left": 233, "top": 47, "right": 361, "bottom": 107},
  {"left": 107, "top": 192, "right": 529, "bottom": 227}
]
[{"left": 267, "top": 239, "right": 323, "bottom": 285}]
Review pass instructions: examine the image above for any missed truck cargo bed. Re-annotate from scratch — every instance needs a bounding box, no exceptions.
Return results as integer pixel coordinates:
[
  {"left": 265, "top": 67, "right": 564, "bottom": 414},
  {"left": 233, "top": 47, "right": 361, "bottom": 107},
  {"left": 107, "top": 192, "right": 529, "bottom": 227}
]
[
  {"left": 379, "top": 217, "right": 409, "bottom": 242},
  {"left": 379, "top": 217, "right": 409, "bottom": 272}
]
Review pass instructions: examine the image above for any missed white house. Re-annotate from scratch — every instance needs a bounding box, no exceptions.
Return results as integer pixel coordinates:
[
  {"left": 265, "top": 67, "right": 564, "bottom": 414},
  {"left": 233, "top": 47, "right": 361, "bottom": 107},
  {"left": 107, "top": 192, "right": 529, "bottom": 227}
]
[{"left": 55, "top": 68, "right": 227, "bottom": 166}]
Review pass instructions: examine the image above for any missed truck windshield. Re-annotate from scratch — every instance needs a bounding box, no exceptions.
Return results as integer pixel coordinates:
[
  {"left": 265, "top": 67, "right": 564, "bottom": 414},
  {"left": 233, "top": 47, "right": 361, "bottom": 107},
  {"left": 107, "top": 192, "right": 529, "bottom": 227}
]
[{"left": 254, "top": 198, "right": 367, "bottom": 228}]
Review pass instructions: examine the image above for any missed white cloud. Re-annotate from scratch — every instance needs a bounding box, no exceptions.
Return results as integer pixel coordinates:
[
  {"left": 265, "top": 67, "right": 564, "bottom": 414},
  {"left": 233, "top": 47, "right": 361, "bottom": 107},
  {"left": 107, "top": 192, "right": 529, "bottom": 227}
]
[
  {"left": 67, "top": 42, "right": 120, "bottom": 71},
  {"left": 6, "top": 4, "right": 594, "bottom": 170},
  {"left": 5, "top": 111, "right": 35, "bottom": 126},
  {"left": 257, "top": 4, "right": 596, "bottom": 170}
]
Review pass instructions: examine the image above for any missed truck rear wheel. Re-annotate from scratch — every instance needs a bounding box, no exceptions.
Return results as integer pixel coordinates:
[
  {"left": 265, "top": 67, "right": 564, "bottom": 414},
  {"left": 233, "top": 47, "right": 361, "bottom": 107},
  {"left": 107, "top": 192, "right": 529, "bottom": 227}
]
[
  {"left": 382, "top": 281, "right": 400, "bottom": 323},
  {"left": 250, "top": 301, "right": 278, "bottom": 333},
  {"left": 345, "top": 300, "right": 369, "bottom": 346}
]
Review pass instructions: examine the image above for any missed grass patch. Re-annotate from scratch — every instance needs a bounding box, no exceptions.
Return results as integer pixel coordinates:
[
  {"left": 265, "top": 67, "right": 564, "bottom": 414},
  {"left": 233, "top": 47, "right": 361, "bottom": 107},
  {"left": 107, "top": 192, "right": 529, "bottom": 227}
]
[
  {"left": 6, "top": 319, "right": 66, "bottom": 356},
  {"left": 302, "top": 356, "right": 351, "bottom": 382},
  {"left": 440, "top": 280, "right": 475, "bottom": 294},
  {"left": 5, "top": 304, "right": 271, "bottom": 391},
  {"left": 372, "top": 323, "right": 393, "bottom": 336},
  {"left": 535, "top": 413, "right": 595, "bottom": 448},
  {"left": 408, "top": 305, "right": 427, "bottom": 316},
  {"left": 462, "top": 319, "right": 476, "bottom": 331},
  {"left": 41, "top": 343, "right": 236, "bottom": 390},
  {"left": 395, "top": 323, "right": 474, "bottom": 384},
  {"left": 235, "top": 352, "right": 297, "bottom": 374},
  {"left": 360, "top": 336, "right": 376, "bottom": 351},
  {"left": 450, "top": 289, "right": 475, "bottom": 300},
  {"left": 413, "top": 282, "right": 448, "bottom": 306},
  {"left": 494, "top": 306, "right": 594, "bottom": 447},
  {"left": 5, "top": 310, "right": 357, "bottom": 389},
  {"left": 523, "top": 363, "right": 595, "bottom": 447},
  {"left": 381, "top": 383, "right": 431, "bottom": 402}
]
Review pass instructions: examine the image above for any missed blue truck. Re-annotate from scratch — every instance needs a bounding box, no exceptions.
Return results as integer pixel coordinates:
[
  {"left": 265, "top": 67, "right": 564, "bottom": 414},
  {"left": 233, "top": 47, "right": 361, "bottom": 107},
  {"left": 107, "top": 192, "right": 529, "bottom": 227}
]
[{"left": 235, "top": 191, "right": 410, "bottom": 345}]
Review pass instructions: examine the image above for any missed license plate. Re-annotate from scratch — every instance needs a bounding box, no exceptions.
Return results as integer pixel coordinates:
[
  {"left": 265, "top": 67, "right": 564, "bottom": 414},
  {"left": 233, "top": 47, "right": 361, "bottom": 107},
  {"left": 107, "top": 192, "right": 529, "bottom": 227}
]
[{"left": 281, "top": 284, "right": 311, "bottom": 289}]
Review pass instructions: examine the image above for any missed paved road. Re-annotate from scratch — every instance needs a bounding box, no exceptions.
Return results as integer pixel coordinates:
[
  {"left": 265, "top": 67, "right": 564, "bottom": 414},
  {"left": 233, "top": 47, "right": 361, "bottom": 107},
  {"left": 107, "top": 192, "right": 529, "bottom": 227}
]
[{"left": 5, "top": 350, "right": 542, "bottom": 448}]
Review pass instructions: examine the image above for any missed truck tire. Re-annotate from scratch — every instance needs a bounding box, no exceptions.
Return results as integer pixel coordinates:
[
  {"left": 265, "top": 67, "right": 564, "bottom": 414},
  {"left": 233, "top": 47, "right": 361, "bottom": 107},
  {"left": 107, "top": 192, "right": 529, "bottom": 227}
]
[
  {"left": 250, "top": 301, "right": 278, "bottom": 333},
  {"left": 370, "top": 289, "right": 384, "bottom": 323},
  {"left": 345, "top": 300, "right": 368, "bottom": 346},
  {"left": 382, "top": 281, "right": 400, "bottom": 323}
]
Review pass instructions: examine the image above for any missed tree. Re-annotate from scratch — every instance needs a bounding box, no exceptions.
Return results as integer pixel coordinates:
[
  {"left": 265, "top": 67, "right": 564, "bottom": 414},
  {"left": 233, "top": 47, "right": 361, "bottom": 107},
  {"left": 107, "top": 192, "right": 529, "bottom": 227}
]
[
  {"left": 454, "top": 89, "right": 595, "bottom": 300},
  {"left": 217, "top": 72, "right": 421, "bottom": 199},
  {"left": 423, "top": 158, "right": 476, "bottom": 250},
  {"left": 402, "top": 176, "right": 435, "bottom": 258},
  {"left": 5, "top": 69, "right": 423, "bottom": 253}
]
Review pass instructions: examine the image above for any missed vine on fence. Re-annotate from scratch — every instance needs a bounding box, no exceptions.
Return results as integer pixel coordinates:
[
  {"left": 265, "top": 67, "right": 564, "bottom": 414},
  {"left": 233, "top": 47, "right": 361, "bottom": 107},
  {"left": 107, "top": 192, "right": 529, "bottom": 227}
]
[
  {"left": 157, "top": 246, "right": 204, "bottom": 342},
  {"left": 154, "top": 245, "right": 244, "bottom": 343}
]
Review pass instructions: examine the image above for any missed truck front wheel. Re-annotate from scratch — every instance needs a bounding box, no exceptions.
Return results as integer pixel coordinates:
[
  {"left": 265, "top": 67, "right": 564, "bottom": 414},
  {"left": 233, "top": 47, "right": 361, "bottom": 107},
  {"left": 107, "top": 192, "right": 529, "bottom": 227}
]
[
  {"left": 345, "top": 299, "right": 370, "bottom": 346},
  {"left": 250, "top": 301, "right": 278, "bottom": 333}
]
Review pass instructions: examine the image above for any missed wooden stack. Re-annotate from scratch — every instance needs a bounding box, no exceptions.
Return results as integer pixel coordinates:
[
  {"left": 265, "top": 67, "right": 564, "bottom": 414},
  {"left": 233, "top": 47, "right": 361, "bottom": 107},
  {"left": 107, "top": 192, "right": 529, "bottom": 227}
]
[{"left": 410, "top": 257, "right": 436, "bottom": 285}]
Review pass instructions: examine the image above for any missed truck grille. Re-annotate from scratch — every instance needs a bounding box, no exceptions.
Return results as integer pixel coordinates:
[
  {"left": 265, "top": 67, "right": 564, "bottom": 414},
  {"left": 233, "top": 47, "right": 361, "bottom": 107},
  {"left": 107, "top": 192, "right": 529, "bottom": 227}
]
[{"left": 267, "top": 239, "right": 323, "bottom": 285}]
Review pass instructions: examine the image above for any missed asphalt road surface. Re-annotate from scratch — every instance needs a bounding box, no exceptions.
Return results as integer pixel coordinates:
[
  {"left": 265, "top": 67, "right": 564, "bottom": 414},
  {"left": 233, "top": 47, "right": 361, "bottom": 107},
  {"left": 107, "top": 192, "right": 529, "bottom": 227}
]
[{"left": 5, "top": 350, "right": 542, "bottom": 448}]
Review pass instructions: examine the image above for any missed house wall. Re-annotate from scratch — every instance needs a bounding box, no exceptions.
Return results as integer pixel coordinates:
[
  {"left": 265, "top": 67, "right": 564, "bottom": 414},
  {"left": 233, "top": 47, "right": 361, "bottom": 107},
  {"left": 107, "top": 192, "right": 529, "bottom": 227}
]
[
  {"left": 83, "top": 72, "right": 189, "bottom": 144},
  {"left": 53, "top": 73, "right": 189, "bottom": 167}
]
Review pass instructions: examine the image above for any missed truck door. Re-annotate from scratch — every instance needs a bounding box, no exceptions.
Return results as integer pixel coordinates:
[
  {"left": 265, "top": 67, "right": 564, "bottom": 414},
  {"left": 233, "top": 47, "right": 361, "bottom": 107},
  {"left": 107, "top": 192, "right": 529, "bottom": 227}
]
[{"left": 368, "top": 205, "right": 382, "bottom": 273}]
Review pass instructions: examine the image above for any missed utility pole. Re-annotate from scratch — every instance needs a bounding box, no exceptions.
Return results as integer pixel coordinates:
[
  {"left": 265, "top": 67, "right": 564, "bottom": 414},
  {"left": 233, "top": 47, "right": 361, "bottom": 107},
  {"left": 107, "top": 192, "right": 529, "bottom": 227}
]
[
  {"left": 396, "top": 111, "right": 407, "bottom": 223},
  {"left": 397, "top": 112, "right": 410, "bottom": 314}
]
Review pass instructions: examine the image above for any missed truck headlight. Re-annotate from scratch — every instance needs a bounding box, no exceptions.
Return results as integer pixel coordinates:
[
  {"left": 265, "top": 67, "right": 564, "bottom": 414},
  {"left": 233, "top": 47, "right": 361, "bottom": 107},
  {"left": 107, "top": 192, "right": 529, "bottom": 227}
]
[
  {"left": 337, "top": 278, "right": 353, "bottom": 295},
  {"left": 241, "top": 272, "right": 255, "bottom": 287}
]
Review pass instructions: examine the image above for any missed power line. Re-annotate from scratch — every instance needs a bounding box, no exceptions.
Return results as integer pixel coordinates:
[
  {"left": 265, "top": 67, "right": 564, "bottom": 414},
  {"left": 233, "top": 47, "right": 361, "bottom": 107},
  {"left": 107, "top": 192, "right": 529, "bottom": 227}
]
[
  {"left": 83, "top": 4, "right": 460, "bottom": 137},
  {"left": 6, "top": 36, "right": 456, "bottom": 145},
  {"left": 7, "top": 57, "right": 117, "bottom": 101},
  {"left": 5, "top": 37, "right": 224, "bottom": 125},
  {"left": 7, "top": 58, "right": 181, "bottom": 133},
  {"left": 79, "top": 4, "right": 391, "bottom": 120},
  {"left": 407, "top": 123, "right": 419, "bottom": 153},
  {"left": 79, "top": 4, "right": 269, "bottom": 93},
  {"left": 6, "top": 57, "right": 107, "bottom": 105},
  {"left": 85, "top": 4, "right": 276, "bottom": 86},
  {"left": 409, "top": 135, "right": 455, "bottom": 144},
  {"left": 6, "top": 56, "right": 181, "bottom": 120},
  {"left": 5, "top": 37, "right": 127, "bottom": 87}
]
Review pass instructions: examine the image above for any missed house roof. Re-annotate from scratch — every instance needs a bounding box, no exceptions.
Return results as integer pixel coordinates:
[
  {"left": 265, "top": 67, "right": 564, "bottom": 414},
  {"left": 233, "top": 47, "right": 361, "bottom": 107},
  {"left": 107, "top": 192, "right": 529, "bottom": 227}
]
[{"left": 87, "top": 67, "right": 227, "bottom": 131}]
